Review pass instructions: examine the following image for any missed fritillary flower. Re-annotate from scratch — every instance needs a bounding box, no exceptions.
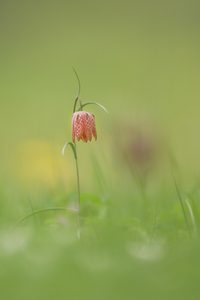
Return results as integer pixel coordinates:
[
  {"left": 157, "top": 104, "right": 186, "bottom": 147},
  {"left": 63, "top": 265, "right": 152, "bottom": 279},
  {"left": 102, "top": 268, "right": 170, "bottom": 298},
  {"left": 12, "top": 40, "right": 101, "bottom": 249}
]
[
  {"left": 72, "top": 111, "right": 97, "bottom": 143},
  {"left": 61, "top": 69, "right": 107, "bottom": 239}
]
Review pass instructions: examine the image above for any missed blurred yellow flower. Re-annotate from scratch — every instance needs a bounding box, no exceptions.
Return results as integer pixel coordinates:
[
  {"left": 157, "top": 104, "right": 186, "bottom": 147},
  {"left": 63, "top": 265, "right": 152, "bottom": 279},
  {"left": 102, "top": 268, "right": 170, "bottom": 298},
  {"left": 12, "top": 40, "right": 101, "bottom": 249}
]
[{"left": 13, "top": 139, "right": 74, "bottom": 188}]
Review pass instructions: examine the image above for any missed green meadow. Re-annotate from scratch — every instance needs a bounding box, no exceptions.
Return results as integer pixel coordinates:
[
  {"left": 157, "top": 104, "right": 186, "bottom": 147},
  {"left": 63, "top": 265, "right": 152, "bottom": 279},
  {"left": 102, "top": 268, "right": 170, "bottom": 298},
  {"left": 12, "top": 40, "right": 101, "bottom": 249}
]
[{"left": 1, "top": 1, "right": 200, "bottom": 299}]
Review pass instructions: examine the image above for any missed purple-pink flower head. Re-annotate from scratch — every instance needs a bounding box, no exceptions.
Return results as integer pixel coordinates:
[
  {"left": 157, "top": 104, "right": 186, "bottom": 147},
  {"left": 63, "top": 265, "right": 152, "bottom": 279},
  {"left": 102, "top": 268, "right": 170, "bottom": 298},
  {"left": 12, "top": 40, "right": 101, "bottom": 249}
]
[{"left": 72, "top": 111, "right": 97, "bottom": 143}]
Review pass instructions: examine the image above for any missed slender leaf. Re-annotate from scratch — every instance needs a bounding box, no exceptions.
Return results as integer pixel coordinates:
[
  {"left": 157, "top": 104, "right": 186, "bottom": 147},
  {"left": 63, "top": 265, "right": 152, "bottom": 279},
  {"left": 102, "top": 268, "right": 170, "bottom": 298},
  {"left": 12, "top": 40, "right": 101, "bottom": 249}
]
[
  {"left": 62, "top": 142, "right": 77, "bottom": 159},
  {"left": 15, "top": 207, "right": 77, "bottom": 227},
  {"left": 78, "top": 101, "right": 108, "bottom": 113}
]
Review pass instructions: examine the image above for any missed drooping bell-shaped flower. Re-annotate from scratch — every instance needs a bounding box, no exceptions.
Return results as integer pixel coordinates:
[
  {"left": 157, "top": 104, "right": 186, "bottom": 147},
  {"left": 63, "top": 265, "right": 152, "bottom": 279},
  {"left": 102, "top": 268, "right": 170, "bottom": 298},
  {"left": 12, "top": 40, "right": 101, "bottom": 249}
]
[{"left": 72, "top": 111, "right": 97, "bottom": 143}]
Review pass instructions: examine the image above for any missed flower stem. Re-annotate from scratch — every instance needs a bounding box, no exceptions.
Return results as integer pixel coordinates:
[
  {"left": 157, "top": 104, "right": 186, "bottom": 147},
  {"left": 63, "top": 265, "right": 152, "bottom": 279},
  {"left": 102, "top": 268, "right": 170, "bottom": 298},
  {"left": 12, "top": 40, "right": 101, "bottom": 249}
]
[
  {"left": 73, "top": 97, "right": 83, "bottom": 113},
  {"left": 72, "top": 68, "right": 83, "bottom": 113},
  {"left": 74, "top": 143, "right": 81, "bottom": 238},
  {"left": 62, "top": 142, "right": 81, "bottom": 238},
  {"left": 73, "top": 97, "right": 79, "bottom": 113}
]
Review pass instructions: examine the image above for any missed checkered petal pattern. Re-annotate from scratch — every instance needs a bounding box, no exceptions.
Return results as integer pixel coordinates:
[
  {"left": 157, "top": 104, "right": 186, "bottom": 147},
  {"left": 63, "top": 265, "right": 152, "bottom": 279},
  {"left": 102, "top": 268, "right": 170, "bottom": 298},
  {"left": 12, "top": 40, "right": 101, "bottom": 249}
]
[{"left": 72, "top": 111, "right": 97, "bottom": 143}]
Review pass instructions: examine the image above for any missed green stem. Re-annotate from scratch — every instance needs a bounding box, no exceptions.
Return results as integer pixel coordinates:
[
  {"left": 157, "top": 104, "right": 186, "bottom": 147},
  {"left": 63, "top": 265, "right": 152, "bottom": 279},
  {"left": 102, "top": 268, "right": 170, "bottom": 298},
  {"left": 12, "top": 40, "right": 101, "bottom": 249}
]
[
  {"left": 73, "top": 97, "right": 83, "bottom": 113},
  {"left": 74, "top": 144, "right": 81, "bottom": 238},
  {"left": 75, "top": 151, "right": 81, "bottom": 210},
  {"left": 173, "top": 174, "right": 191, "bottom": 236},
  {"left": 73, "top": 97, "right": 79, "bottom": 113},
  {"left": 62, "top": 141, "right": 81, "bottom": 238},
  {"left": 72, "top": 66, "right": 83, "bottom": 113}
]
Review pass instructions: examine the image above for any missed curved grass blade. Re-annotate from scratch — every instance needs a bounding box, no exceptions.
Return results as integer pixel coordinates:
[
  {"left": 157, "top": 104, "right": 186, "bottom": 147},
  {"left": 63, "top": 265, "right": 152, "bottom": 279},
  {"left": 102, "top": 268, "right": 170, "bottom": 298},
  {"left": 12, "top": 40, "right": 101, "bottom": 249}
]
[
  {"left": 78, "top": 101, "right": 108, "bottom": 113},
  {"left": 72, "top": 67, "right": 83, "bottom": 112},
  {"left": 72, "top": 67, "right": 81, "bottom": 100},
  {"left": 172, "top": 173, "right": 191, "bottom": 236},
  {"left": 15, "top": 207, "right": 77, "bottom": 227},
  {"left": 185, "top": 197, "right": 197, "bottom": 232},
  {"left": 62, "top": 142, "right": 77, "bottom": 159}
]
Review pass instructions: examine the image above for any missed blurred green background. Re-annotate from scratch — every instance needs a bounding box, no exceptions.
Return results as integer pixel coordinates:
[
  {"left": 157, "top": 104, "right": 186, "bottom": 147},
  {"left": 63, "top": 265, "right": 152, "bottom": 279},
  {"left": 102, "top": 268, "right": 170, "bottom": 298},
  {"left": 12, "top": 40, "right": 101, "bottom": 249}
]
[
  {"left": 1, "top": 0, "right": 200, "bottom": 175},
  {"left": 1, "top": 0, "right": 200, "bottom": 299}
]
